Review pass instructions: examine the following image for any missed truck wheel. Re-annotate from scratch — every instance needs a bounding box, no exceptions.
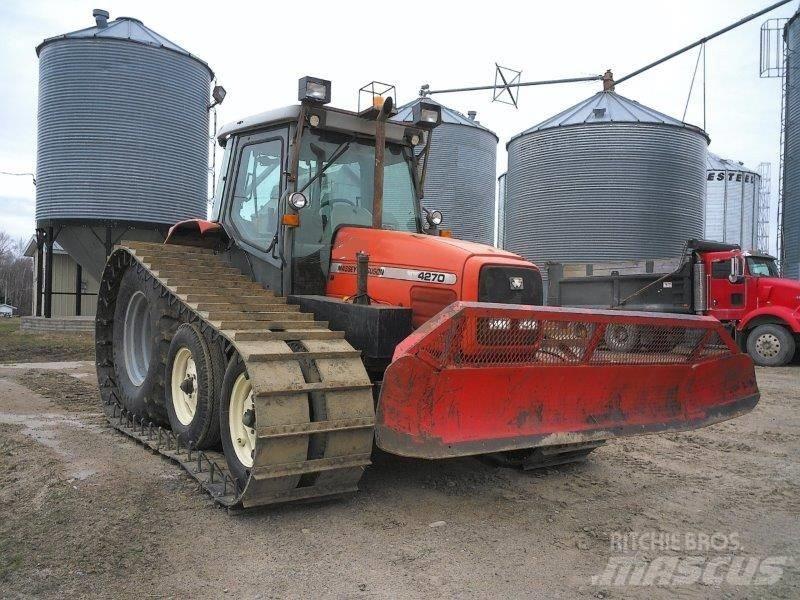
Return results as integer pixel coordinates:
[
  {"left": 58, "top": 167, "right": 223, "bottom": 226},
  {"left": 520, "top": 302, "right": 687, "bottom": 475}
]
[
  {"left": 746, "top": 324, "right": 796, "bottom": 367},
  {"left": 112, "top": 267, "right": 173, "bottom": 423},
  {"left": 165, "top": 324, "right": 222, "bottom": 450},
  {"left": 604, "top": 324, "right": 640, "bottom": 352}
]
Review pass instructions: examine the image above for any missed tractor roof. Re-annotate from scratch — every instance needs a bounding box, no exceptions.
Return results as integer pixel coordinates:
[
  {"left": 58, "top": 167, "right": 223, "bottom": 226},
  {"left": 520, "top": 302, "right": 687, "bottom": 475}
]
[{"left": 217, "top": 104, "right": 421, "bottom": 147}]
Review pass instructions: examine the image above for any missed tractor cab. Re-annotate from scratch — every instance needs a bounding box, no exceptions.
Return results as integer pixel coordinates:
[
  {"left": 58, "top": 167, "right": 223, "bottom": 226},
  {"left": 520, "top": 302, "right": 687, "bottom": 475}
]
[{"left": 209, "top": 77, "right": 442, "bottom": 296}]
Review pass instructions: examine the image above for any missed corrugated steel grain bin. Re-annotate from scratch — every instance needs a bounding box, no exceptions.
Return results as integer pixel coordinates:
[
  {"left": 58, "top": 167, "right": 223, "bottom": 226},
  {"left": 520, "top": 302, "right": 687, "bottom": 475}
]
[
  {"left": 704, "top": 153, "right": 760, "bottom": 250},
  {"left": 393, "top": 98, "right": 498, "bottom": 245},
  {"left": 505, "top": 90, "right": 708, "bottom": 292},
  {"left": 35, "top": 10, "right": 213, "bottom": 276},
  {"left": 782, "top": 10, "right": 800, "bottom": 278}
]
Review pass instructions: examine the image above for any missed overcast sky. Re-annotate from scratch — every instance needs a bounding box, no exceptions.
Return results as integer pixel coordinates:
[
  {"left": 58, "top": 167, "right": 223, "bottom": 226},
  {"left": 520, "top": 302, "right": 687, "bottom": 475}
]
[{"left": 1, "top": 0, "right": 797, "bottom": 254}]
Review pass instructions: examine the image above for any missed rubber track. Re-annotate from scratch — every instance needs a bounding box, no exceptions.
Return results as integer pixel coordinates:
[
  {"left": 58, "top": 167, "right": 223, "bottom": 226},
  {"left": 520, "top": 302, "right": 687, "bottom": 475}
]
[{"left": 95, "top": 242, "right": 375, "bottom": 509}]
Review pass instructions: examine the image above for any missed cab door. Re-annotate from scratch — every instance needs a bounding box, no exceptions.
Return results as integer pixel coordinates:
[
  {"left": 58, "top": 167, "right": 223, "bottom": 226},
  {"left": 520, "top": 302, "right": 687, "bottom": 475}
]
[
  {"left": 221, "top": 126, "right": 290, "bottom": 292},
  {"left": 706, "top": 254, "right": 747, "bottom": 322}
]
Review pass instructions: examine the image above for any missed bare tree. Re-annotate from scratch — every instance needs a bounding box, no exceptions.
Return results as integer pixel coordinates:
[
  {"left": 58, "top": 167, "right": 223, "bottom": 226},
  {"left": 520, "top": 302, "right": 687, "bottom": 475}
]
[{"left": 0, "top": 230, "right": 33, "bottom": 315}]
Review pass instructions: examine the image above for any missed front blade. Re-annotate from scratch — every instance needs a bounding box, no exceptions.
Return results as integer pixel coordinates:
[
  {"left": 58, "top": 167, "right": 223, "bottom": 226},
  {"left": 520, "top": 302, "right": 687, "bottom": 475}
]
[{"left": 376, "top": 302, "right": 759, "bottom": 458}]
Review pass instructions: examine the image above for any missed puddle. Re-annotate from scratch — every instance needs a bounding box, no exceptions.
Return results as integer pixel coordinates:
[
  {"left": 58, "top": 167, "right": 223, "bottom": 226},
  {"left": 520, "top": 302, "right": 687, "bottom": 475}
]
[
  {"left": 0, "top": 411, "right": 99, "bottom": 480},
  {"left": 0, "top": 361, "right": 93, "bottom": 371}
]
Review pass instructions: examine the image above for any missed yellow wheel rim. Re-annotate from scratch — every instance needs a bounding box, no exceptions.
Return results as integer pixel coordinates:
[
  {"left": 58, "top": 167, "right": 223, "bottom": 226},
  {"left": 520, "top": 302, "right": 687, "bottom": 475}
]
[
  {"left": 229, "top": 372, "right": 256, "bottom": 468},
  {"left": 171, "top": 347, "right": 198, "bottom": 426}
]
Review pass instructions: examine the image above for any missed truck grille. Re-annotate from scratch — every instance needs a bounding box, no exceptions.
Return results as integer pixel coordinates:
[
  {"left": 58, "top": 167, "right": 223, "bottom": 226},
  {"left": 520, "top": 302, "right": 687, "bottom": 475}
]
[{"left": 478, "top": 266, "right": 543, "bottom": 305}]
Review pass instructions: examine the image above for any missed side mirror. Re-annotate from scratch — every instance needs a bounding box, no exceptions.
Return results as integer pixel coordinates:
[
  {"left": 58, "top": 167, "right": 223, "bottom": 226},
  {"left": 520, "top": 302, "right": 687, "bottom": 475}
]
[{"left": 728, "top": 257, "right": 744, "bottom": 283}]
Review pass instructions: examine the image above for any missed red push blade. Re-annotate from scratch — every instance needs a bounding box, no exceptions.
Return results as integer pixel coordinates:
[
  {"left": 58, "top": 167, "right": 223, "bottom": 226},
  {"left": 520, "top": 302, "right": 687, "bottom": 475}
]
[{"left": 376, "top": 302, "right": 759, "bottom": 458}]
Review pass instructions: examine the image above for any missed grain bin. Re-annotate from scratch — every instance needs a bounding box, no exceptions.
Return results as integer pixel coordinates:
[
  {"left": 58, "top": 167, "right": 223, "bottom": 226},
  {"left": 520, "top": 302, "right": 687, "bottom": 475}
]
[
  {"left": 505, "top": 89, "right": 708, "bottom": 291},
  {"left": 782, "top": 9, "right": 800, "bottom": 278},
  {"left": 35, "top": 9, "right": 213, "bottom": 280},
  {"left": 393, "top": 98, "right": 498, "bottom": 245},
  {"left": 704, "top": 153, "right": 760, "bottom": 250}
]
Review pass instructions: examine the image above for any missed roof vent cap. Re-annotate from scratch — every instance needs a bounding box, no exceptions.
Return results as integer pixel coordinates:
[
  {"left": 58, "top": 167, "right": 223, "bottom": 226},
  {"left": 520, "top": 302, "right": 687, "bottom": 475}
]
[
  {"left": 592, "top": 108, "right": 606, "bottom": 118},
  {"left": 468, "top": 110, "right": 477, "bottom": 121},
  {"left": 92, "top": 8, "right": 109, "bottom": 28}
]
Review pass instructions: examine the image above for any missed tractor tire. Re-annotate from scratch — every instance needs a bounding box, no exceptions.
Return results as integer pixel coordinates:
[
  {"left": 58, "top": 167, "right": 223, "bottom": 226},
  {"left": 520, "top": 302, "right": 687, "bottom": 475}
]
[
  {"left": 219, "top": 356, "right": 254, "bottom": 486},
  {"left": 112, "top": 266, "right": 175, "bottom": 423},
  {"left": 746, "top": 324, "right": 796, "bottom": 367},
  {"left": 165, "top": 323, "right": 223, "bottom": 450},
  {"left": 604, "top": 323, "right": 640, "bottom": 352}
]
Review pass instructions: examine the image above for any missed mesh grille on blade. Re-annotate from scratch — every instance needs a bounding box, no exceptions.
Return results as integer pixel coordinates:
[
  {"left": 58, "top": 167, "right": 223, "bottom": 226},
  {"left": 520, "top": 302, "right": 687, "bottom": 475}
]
[{"left": 414, "top": 307, "right": 736, "bottom": 369}]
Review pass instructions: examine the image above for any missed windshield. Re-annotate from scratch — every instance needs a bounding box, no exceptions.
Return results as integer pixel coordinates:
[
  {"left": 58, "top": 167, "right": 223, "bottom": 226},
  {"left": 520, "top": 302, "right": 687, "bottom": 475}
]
[
  {"left": 296, "top": 130, "right": 420, "bottom": 235},
  {"left": 291, "top": 130, "right": 420, "bottom": 294},
  {"left": 746, "top": 256, "right": 779, "bottom": 277}
]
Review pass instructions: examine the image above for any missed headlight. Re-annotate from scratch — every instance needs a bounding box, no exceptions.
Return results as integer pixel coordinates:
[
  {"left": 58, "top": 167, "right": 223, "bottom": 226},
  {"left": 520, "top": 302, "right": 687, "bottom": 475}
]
[
  {"left": 288, "top": 192, "right": 308, "bottom": 210},
  {"left": 487, "top": 318, "right": 511, "bottom": 331},
  {"left": 427, "top": 210, "right": 443, "bottom": 227}
]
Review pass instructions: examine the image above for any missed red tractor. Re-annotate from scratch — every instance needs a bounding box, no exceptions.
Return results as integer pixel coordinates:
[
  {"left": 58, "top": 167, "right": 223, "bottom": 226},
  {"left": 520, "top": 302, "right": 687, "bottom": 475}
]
[{"left": 96, "top": 78, "right": 759, "bottom": 508}]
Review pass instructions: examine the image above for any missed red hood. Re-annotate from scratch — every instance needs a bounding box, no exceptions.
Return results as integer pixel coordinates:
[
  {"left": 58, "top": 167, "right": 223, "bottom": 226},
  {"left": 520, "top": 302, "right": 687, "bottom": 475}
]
[
  {"left": 331, "top": 227, "right": 524, "bottom": 268},
  {"left": 327, "top": 227, "right": 539, "bottom": 326},
  {"left": 756, "top": 276, "right": 800, "bottom": 309}
]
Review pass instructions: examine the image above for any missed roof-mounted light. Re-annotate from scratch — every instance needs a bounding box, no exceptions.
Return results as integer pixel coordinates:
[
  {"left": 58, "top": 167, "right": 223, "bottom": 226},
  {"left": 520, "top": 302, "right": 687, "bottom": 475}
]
[
  {"left": 412, "top": 101, "right": 441, "bottom": 128},
  {"left": 298, "top": 76, "right": 331, "bottom": 104}
]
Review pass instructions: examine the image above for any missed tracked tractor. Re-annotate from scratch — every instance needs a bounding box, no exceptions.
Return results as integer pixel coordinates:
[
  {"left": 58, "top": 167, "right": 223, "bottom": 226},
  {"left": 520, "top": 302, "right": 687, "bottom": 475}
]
[{"left": 96, "top": 77, "right": 760, "bottom": 509}]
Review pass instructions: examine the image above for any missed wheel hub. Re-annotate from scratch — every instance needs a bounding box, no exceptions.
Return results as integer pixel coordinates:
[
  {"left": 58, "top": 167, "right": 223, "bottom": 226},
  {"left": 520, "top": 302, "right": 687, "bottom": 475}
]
[
  {"left": 755, "top": 333, "right": 781, "bottom": 358},
  {"left": 230, "top": 373, "right": 256, "bottom": 468},
  {"left": 122, "top": 290, "right": 152, "bottom": 387},
  {"left": 171, "top": 347, "right": 198, "bottom": 426}
]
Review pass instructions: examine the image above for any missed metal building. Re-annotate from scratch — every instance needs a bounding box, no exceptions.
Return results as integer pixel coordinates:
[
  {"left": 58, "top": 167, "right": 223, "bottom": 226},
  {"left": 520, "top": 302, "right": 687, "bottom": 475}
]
[
  {"left": 393, "top": 98, "right": 498, "bottom": 245},
  {"left": 33, "top": 9, "right": 213, "bottom": 316},
  {"left": 704, "top": 153, "right": 760, "bottom": 250},
  {"left": 505, "top": 89, "right": 708, "bottom": 290},
  {"left": 782, "top": 9, "right": 800, "bottom": 278},
  {"left": 23, "top": 238, "right": 99, "bottom": 317}
]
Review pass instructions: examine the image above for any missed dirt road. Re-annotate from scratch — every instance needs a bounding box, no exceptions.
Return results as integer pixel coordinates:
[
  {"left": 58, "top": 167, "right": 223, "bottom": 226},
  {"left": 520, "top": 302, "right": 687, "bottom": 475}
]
[{"left": 0, "top": 355, "right": 797, "bottom": 599}]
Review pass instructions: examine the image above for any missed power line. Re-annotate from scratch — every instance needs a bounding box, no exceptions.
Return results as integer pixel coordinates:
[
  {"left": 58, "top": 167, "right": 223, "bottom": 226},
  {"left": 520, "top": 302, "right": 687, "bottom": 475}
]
[
  {"left": 0, "top": 171, "right": 36, "bottom": 185},
  {"left": 0, "top": 171, "right": 35, "bottom": 177}
]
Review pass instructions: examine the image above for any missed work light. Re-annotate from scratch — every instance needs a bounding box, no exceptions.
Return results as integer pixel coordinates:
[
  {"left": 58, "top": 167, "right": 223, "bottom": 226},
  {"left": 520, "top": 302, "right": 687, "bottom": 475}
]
[
  {"left": 412, "top": 101, "right": 441, "bottom": 127},
  {"left": 298, "top": 76, "right": 331, "bottom": 104}
]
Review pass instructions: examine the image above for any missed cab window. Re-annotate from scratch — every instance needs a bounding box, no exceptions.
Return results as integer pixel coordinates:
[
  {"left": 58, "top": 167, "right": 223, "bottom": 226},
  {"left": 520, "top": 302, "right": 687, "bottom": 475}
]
[
  {"left": 210, "top": 144, "right": 233, "bottom": 222},
  {"left": 746, "top": 257, "right": 779, "bottom": 277},
  {"left": 711, "top": 260, "right": 730, "bottom": 279},
  {"left": 230, "top": 139, "right": 283, "bottom": 249}
]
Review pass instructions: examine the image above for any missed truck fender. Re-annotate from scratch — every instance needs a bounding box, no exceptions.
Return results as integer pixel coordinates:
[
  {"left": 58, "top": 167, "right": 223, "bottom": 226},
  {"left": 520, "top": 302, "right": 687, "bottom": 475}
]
[{"left": 737, "top": 307, "right": 800, "bottom": 334}]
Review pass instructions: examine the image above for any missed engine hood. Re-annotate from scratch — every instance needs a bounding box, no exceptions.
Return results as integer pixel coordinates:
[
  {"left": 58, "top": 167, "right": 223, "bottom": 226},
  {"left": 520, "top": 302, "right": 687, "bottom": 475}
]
[
  {"left": 325, "top": 227, "right": 539, "bottom": 326},
  {"left": 757, "top": 276, "right": 800, "bottom": 309},
  {"left": 331, "top": 226, "right": 524, "bottom": 268}
]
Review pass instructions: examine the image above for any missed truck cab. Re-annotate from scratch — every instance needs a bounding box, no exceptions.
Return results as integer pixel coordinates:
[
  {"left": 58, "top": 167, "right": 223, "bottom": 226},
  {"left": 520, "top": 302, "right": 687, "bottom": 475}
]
[
  {"left": 547, "top": 239, "right": 800, "bottom": 366},
  {"left": 701, "top": 248, "right": 800, "bottom": 365}
]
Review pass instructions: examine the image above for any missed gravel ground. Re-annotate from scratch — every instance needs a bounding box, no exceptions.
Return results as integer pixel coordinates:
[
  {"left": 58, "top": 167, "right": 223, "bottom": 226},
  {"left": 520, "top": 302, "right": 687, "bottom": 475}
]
[{"left": 0, "top": 358, "right": 797, "bottom": 599}]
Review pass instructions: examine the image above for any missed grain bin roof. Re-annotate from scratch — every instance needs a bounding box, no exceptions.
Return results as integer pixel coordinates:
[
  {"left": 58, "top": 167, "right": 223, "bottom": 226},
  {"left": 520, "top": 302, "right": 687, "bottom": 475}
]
[
  {"left": 706, "top": 152, "right": 758, "bottom": 174},
  {"left": 508, "top": 90, "right": 709, "bottom": 145},
  {"left": 36, "top": 15, "right": 213, "bottom": 78},
  {"left": 393, "top": 98, "right": 499, "bottom": 141}
]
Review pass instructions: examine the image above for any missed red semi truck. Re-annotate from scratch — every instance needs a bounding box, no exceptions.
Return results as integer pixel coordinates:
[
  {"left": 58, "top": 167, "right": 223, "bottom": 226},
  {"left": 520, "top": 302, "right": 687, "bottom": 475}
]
[{"left": 547, "top": 240, "right": 800, "bottom": 366}]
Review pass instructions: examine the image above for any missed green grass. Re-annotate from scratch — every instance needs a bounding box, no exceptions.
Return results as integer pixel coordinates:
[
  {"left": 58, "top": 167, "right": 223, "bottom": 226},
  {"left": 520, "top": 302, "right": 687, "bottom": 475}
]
[{"left": 0, "top": 318, "right": 94, "bottom": 363}]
